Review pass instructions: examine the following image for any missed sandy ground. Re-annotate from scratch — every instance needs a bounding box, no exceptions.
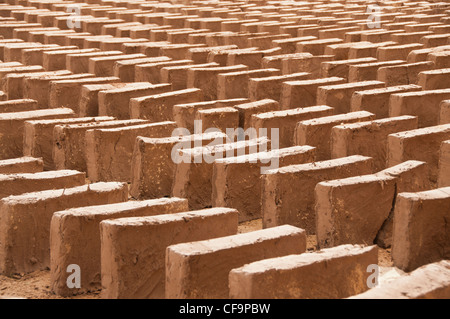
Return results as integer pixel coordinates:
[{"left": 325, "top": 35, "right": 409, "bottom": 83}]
[{"left": 0, "top": 218, "right": 397, "bottom": 299}]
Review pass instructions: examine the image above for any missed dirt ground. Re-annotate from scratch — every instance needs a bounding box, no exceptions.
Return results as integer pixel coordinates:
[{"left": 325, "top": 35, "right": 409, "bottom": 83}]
[{"left": 0, "top": 218, "right": 396, "bottom": 299}]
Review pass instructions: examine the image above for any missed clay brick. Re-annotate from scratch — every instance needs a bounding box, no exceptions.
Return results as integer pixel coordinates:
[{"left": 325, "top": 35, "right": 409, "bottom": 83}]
[
  {"left": 86, "top": 121, "right": 177, "bottom": 182},
  {"left": 351, "top": 260, "right": 450, "bottom": 299},
  {"left": 348, "top": 42, "right": 397, "bottom": 59},
  {"left": 89, "top": 53, "right": 147, "bottom": 77},
  {"left": 233, "top": 99, "right": 280, "bottom": 129},
  {"left": 173, "top": 98, "right": 248, "bottom": 132},
  {"left": 49, "top": 77, "right": 121, "bottom": 114},
  {"left": 194, "top": 107, "right": 239, "bottom": 132},
  {"left": 130, "top": 132, "right": 226, "bottom": 199},
  {"left": 186, "top": 45, "right": 237, "bottom": 63},
  {"left": 53, "top": 119, "right": 149, "bottom": 172},
  {"left": 387, "top": 124, "right": 450, "bottom": 184},
  {"left": 320, "top": 57, "right": 376, "bottom": 80},
  {"left": 377, "top": 43, "right": 424, "bottom": 62},
  {"left": 252, "top": 105, "right": 334, "bottom": 148},
  {"left": 296, "top": 38, "right": 343, "bottom": 55},
  {"left": 113, "top": 56, "right": 173, "bottom": 82},
  {"left": 351, "top": 85, "right": 422, "bottom": 119},
  {"left": 440, "top": 100, "right": 450, "bottom": 124},
  {"left": 417, "top": 68, "right": 450, "bottom": 90},
  {"left": 213, "top": 146, "right": 315, "bottom": 222},
  {"left": 438, "top": 140, "right": 450, "bottom": 187},
  {"left": 281, "top": 55, "right": 333, "bottom": 78},
  {"left": 0, "top": 157, "right": 43, "bottom": 175},
  {"left": 261, "top": 52, "right": 312, "bottom": 70},
  {"left": 166, "top": 225, "right": 306, "bottom": 298},
  {"left": 348, "top": 60, "right": 406, "bottom": 82},
  {"left": 295, "top": 111, "right": 375, "bottom": 161},
  {"left": 249, "top": 72, "right": 311, "bottom": 103},
  {"left": 317, "top": 81, "right": 385, "bottom": 114},
  {"left": 43, "top": 49, "right": 99, "bottom": 71},
  {"left": 217, "top": 68, "right": 280, "bottom": 100},
  {"left": 173, "top": 137, "right": 270, "bottom": 209},
  {"left": 392, "top": 187, "right": 450, "bottom": 271},
  {"left": 262, "top": 155, "right": 374, "bottom": 234},
  {"left": 98, "top": 82, "right": 171, "bottom": 120},
  {"left": 0, "top": 108, "right": 74, "bottom": 160},
  {"left": 161, "top": 62, "right": 219, "bottom": 91},
  {"left": 280, "top": 77, "right": 345, "bottom": 109},
  {"left": 23, "top": 116, "right": 114, "bottom": 170},
  {"left": 377, "top": 61, "right": 433, "bottom": 86},
  {"left": 0, "top": 170, "right": 85, "bottom": 199},
  {"left": 134, "top": 59, "right": 193, "bottom": 83},
  {"left": 272, "top": 36, "right": 317, "bottom": 54},
  {"left": 332, "top": 116, "right": 418, "bottom": 171},
  {"left": 22, "top": 46, "right": 78, "bottom": 66},
  {"left": 79, "top": 83, "right": 119, "bottom": 117},
  {"left": 187, "top": 64, "right": 248, "bottom": 100},
  {"left": 50, "top": 197, "right": 188, "bottom": 296},
  {"left": 100, "top": 207, "right": 238, "bottom": 299},
  {"left": 389, "top": 89, "right": 450, "bottom": 128},
  {"left": 0, "top": 99, "right": 37, "bottom": 113},
  {"left": 229, "top": 244, "right": 378, "bottom": 299},
  {"left": 66, "top": 50, "right": 123, "bottom": 74},
  {"left": 0, "top": 182, "right": 128, "bottom": 275}
]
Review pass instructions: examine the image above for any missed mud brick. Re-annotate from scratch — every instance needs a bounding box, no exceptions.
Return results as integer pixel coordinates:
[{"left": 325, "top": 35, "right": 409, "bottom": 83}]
[
  {"left": 348, "top": 42, "right": 397, "bottom": 59},
  {"left": 43, "top": 49, "right": 100, "bottom": 71},
  {"left": 114, "top": 56, "right": 171, "bottom": 82},
  {"left": 421, "top": 33, "right": 450, "bottom": 48},
  {"left": 377, "top": 61, "right": 433, "bottom": 86},
  {"left": 89, "top": 53, "right": 147, "bottom": 77},
  {"left": 390, "top": 31, "right": 433, "bottom": 45},
  {"left": 213, "top": 146, "right": 315, "bottom": 222},
  {"left": 388, "top": 124, "right": 450, "bottom": 185},
  {"left": 86, "top": 121, "right": 177, "bottom": 182},
  {"left": 317, "top": 81, "right": 385, "bottom": 115},
  {"left": 261, "top": 53, "right": 312, "bottom": 70},
  {"left": 319, "top": 26, "right": 361, "bottom": 40},
  {"left": 272, "top": 36, "right": 317, "bottom": 54},
  {"left": 0, "top": 157, "right": 43, "bottom": 175},
  {"left": 3, "top": 42, "right": 54, "bottom": 62},
  {"left": 428, "top": 51, "right": 450, "bottom": 69},
  {"left": 392, "top": 187, "right": 450, "bottom": 272},
  {"left": 439, "top": 100, "right": 450, "bottom": 125},
  {"left": 101, "top": 22, "right": 142, "bottom": 36},
  {"left": 0, "top": 182, "right": 128, "bottom": 275},
  {"left": 53, "top": 119, "right": 149, "bottom": 172},
  {"left": 281, "top": 54, "right": 334, "bottom": 77},
  {"left": 207, "top": 47, "right": 259, "bottom": 66},
  {"left": 167, "top": 29, "right": 210, "bottom": 44},
  {"left": 66, "top": 50, "right": 123, "bottom": 74},
  {"left": 186, "top": 45, "right": 237, "bottom": 63},
  {"left": 99, "top": 38, "right": 149, "bottom": 52},
  {"left": 229, "top": 244, "right": 377, "bottom": 299},
  {"left": 252, "top": 106, "right": 334, "bottom": 148},
  {"left": 0, "top": 23, "right": 41, "bottom": 39},
  {"left": 280, "top": 77, "right": 345, "bottom": 109},
  {"left": 332, "top": 116, "right": 418, "bottom": 171},
  {"left": 377, "top": 43, "right": 424, "bottom": 62},
  {"left": 130, "top": 88, "right": 203, "bottom": 122},
  {"left": 348, "top": 60, "right": 406, "bottom": 82},
  {"left": 79, "top": 83, "right": 125, "bottom": 117},
  {"left": 23, "top": 117, "right": 114, "bottom": 170},
  {"left": 351, "top": 85, "right": 422, "bottom": 119},
  {"left": 21, "top": 46, "right": 78, "bottom": 66},
  {"left": 172, "top": 137, "right": 270, "bottom": 209},
  {"left": 320, "top": 57, "right": 376, "bottom": 80},
  {"left": 166, "top": 225, "right": 306, "bottom": 299},
  {"left": 249, "top": 72, "right": 311, "bottom": 103},
  {"left": 417, "top": 68, "right": 450, "bottom": 90},
  {"left": 130, "top": 132, "right": 226, "bottom": 199},
  {"left": 0, "top": 170, "right": 85, "bottom": 199},
  {"left": 99, "top": 82, "right": 171, "bottom": 120},
  {"left": 135, "top": 59, "right": 192, "bottom": 83},
  {"left": 358, "top": 30, "right": 404, "bottom": 43},
  {"left": 13, "top": 27, "right": 59, "bottom": 41},
  {"left": 225, "top": 50, "right": 265, "bottom": 69},
  {"left": 389, "top": 89, "right": 450, "bottom": 128},
  {"left": 0, "top": 99, "right": 37, "bottom": 113},
  {"left": 158, "top": 43, "right": 205, "bottom": 60},
  {"left": 194, "top": 107, "right": 239, "bottom": 133},
  {"left": 295, "top": 111, "right": 375, "bottom": 161},
  {"left": 173, "top": 98, "right": 248, "bottom": 132},
  {"left": 248, "top": 34, "right": 290, "bottom": 50},
  {"left": 3, "top": 70, "right": 72, "bottom": 99},
  {"left": 438, "top": 140, "right": 450, "bottom": 187},
  {"left": 0, "top": 66, "right": 44, "bottom": 91},
  {"left": 49, "top": 77, "right": 120, "bottom": 114},
  {"left": 100, "top": 207, "right": 238, "bottom": 299},
  {"left": 161, "top": 62, "right": 218, "bottom": 91},
  {"left": 296, "top": 38, "right": 343, "bottom": 55},
  {"left": 187, "top": 64, "right": 248, "bottom": 100},
  {"left": 217, "top": 68, "right": 280, "bottom": 100},
  {"left": 0, "top": 108, "right": 74, "bottom": 160},
  {"left": 262, "top": 155, "right": 374, "bottom": 233},
  {"left": 50, "top": 197, "right": 188, "bottom": 296},
  {"left": 233, "top": 99, "right": 280, "bottom": 129},
  {"left": 351, "top": 260, "right": 450, "bottom": 299},
  {"left": 323, "top": 42, "right": 370, "bottom": 60}
]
